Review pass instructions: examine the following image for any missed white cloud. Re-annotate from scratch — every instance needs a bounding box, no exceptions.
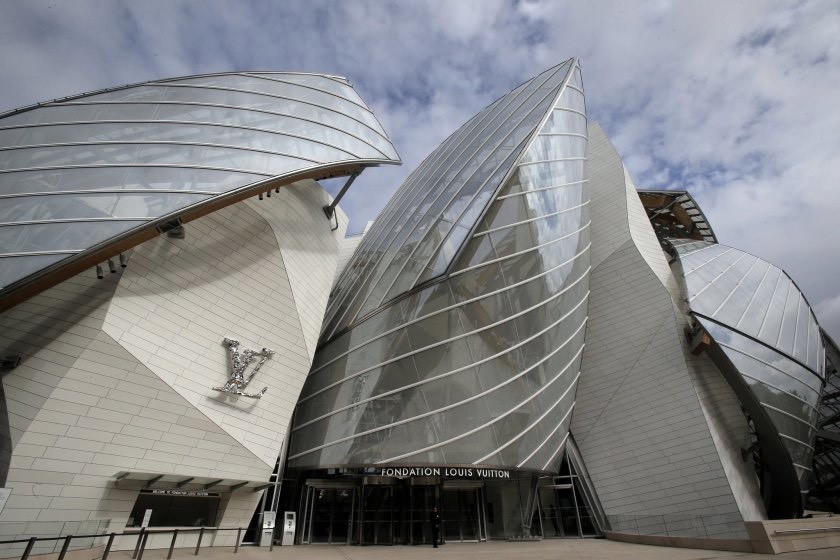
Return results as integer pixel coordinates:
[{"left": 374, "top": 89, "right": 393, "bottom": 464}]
[{"left": 0, "top": 0, "right": 837, "bottom": 340}]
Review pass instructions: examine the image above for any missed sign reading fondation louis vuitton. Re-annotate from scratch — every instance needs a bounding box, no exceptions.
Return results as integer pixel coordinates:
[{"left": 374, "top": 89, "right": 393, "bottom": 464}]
[
  {"left": 213, "top": 338, "right": 273, "bottom": 399},
  {"left": 378, "top": 467, "right": 511, "bottom": 479}
]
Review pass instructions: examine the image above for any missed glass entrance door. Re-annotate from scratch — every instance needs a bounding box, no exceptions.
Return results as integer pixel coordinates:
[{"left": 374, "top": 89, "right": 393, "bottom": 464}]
[
  {"left": 409, "top": 484, "right": 436, "bottom": 545},
  {"left": 441, "top": 487, "right": 486, "bottom": 542},
  {"left": 301, "top": 486, "right": 356, "bottom": 544},
  {"left": 361, "top": 485, "right": 394, "bottom": 545},
  {"left": 538, "top": 484, "right": 581, "bottom": 537}
]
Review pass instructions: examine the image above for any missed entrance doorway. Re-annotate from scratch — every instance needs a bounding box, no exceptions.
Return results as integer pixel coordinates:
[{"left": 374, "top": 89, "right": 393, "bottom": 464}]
[
  {"left": 300, "top": 483, "right": 356, "bottom": 544},
  {"left": 537, "top": 482, "right": 598, "bottom": 537},
  {"left": 442, "top": 482, "right": 487, "bottom": 542}
]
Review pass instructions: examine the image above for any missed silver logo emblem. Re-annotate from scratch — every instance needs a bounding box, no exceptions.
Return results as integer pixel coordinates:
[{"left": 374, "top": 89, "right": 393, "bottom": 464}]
[{"left": 214, "top": 338, "right": 274, "bottom": 398}]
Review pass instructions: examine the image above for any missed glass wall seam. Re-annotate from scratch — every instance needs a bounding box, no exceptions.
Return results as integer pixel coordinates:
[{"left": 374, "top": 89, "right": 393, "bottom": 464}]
[
  {"left": 378, "top": 370, "right": 582, "bottom": 465},
  {"left": 296, "top": 277, "right": 590, "bottom": 405},
  {"left": 760, "top": 402, "right": 817, "bottom": 428},
  {"left": 496, "top": 179, "right": 588, "bottom": 200},
  {"left": 329, "top": 65, "right": 570, "bottom": 334},
  {"left": 710, "top": 256, "right": 761, "bottom": 316},
  {"left": 541, "top": 432, "right": 571, "bottom": 471},
  {"left": 511, "top": 399, "right": 577, "bottom": 468},
  {"left": 0, "top": 121, "right": 364, "bottom": 159},
  {"left": 1, "top": 140, "right": 328, "bottom": 164},
  {"left": 307, "top": 245, "right": 592, "bottom": 379},
  {"left": 292, "top": 316, "right": 588, "bottom": 432},
  {"left": 473, "top": 200, "right": 590, "bottom": 238},
  {"left": 37, "top": 101, "right": 393, "bottom": 158},
  {"left": 52, "top": 85, "right": 389, "bottom": 145},
  {"left": 451, "top": 221, "right": 591, "bottom": 276}
]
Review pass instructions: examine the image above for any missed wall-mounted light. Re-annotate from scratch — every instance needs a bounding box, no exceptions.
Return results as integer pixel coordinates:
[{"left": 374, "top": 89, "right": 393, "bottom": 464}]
[
  {"left": 96, "top": 264, "right": 104, "bottom": 279},
  {"left": 107, "top": 259, "right": 117, "bottom": 274},
  {"left": 119, "top": 253, "right": 128, "bottom": 268}
]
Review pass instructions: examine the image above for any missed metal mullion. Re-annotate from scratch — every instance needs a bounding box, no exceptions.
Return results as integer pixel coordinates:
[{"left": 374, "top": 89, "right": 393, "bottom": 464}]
[
  {"left": 717, "top": 340, "right": 823, "bottom": 392},
  {"left": 472, "top": 201, "right": 589, "bottom": 238},
  {"left": 0, "top": 217, "right": 152, "bottom": 227},
  {"left": 793, "top": 296, "right": 804, "bottom": 357},
  {"left": 735, "top": 261, "right": 773, "bottom": 329},
  {"left": 541, "top": 433, "right": 572, "bottom": 472},
  {"left": 451, "top": 221, "right": 590, "bottom": 277},
  {"left": 1, "top": 140, "right": 324, "bottom": 165},
  {"left": 0, "top": 119, "right": 362, "bottom": 159},
  {"left": 688, "top": 252, "right": 748, "bottom": 302},
  {"left": 760, "top": 402, "right": 818, "bottom": 428},
  {"left": 0, "top": 162, "right": 273, "bottom": 177},
  {"left": 322, "top": 98, "right": 501, "bottom": 329},
  {"left": 374, "top": 368, "right": 583, "bottom": 465},
  {"left": 774, "top": 282, "right": 796, "bottom": 347},
  {"left": 779, "top": 433, "right": 815, "bottom": 451},
  {"left": 519, "top": 421, "right": 571, "bottom": 469},
  {"left": 683, "top": 246, "right": 735, "bottom": 276},
  {"left": 475, "top": 384, "right": 577, "bottom": 464},
  {"left": 735, "top": 371, "right": 819, "bottom": 413},
  {"left": 757, "top": 270, "right": 785, "bottom": 340},
  {"left": 48, "top": 100, "right": 393, "bottom": 159},
  {"left": 305, "top": 242, "right": 591, "bottom": 384},
  {"left": 325, "top": 66, "right": 565, "bottom": 338},
  {"left": 295, "top": 287, "right": 588, "bottom": 429},
  {"left": 496, "top": 179, "right": 588, "bottom": 200},
  {"left": 518, "top": 156, "right": 586, "bottom": 167},
  {"left": 0, "top": 189, "right": 222, "bottom": 199},
  {"left": 238, "top": 72, "right": 375, "bottom": 114},
  {"left": 675, "top": 242, "right": 718, "bottom": 260},
  {"left": 325, "top": 72, "right": 549, "bottom": 321},
  {"left": 552, "top": 107, "right": 587, "bottom": 118},
  {"left": 0, "top": 249, "right": 81, "bottom": 257},
  {"left": 57, "top": 83, "right": 390, "bottom": 146},
  {"left": 289, "top": 313, "right": 588, "bottom": 462},
  {"left": 360, "top": 88, "right": 577, "bottom": 322}
]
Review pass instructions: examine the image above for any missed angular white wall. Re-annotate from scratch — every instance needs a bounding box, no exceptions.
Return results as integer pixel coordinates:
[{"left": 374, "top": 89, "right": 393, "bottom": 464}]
[
  {"left": 571, "top": 124, "right": 762, "bottom": 539},
  {"left": 0, "top": 180, "right": 346, "bottom": 546}
]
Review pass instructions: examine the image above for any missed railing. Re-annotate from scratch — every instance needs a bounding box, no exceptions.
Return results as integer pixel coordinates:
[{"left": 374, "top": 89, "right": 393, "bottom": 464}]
[{"left": 0, "top": 526, "right": 269, "bottom": 560}]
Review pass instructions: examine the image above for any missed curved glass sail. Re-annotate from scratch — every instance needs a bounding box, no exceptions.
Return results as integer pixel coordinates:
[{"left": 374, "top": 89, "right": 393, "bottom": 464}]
[
  {"left": 289, "top": 59, "right": 589, "bottom": 473},
  {"left": 0, "top": 72, "right": 400, "bottom": 293},
  {"left": 671, "top": 239, "right": 825, "bottom": 515}
]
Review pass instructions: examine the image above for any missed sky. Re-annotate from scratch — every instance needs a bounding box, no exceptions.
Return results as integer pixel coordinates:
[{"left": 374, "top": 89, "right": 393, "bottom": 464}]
[{"left": 1, "top": 0, "right": 838, "bottom": 340}]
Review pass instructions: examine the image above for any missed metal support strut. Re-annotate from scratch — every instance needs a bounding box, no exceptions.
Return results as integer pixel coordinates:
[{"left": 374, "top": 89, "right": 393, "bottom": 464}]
[{"left": 323, "top": 171, "right": 362, "bottom": 226}]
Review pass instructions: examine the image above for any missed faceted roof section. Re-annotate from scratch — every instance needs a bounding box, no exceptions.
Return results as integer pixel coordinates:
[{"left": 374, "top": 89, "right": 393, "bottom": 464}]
[
  {"left": 321, "top": 60, "right": 576, "bottom": 342},
  {"left": 0, "top": 71, "right": 400, "bottom": 308},
  {"left": 638, "top": 190, "right": 716, "bottom": 246}
]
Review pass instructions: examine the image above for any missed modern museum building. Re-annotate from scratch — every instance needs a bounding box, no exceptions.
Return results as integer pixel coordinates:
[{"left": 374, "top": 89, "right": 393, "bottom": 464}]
[{"left": 1, "top": 58, "right": 838, "bottom": 553}]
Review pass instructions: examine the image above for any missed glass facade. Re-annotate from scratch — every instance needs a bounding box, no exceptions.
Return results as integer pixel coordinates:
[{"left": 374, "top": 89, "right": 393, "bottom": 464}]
[
  {"left": 0, "top": 72, "right": 399, "bottom": 291},
  {"left": 671, "top": 240, "right": 825, "bottom": 509},
  {"left": 288, "top": 58, "right": 588, "bottom": 473}
]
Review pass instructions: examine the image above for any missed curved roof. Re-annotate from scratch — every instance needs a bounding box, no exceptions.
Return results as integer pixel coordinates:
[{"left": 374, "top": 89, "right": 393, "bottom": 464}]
[
  {"left": 671, "top": 239, "right": 823, "bottom": 374},
  {"left": 0, "top": 71, "right": 400, "bottom": 310}
]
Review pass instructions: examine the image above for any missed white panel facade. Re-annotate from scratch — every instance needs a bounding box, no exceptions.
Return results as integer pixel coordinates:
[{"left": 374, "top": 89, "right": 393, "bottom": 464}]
[
  {"left": 571, "top": 123, "right": 754, "bottom": 539},
  {"left": 0, "top": 180, "right": 346, "bottom": 545}
]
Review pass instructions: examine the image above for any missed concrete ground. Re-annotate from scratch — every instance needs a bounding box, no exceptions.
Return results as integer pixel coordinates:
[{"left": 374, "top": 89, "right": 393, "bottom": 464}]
[{"left": 109, "top": 540, "right": 840, "bottom": 560}]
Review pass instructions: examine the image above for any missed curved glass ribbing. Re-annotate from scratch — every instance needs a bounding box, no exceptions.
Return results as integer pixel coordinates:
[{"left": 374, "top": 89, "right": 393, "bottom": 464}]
[
  {"left": 672, "top": 240, "right": 824, "bottom": 373},
  {"left": 0, "top": 72, "right": 399, "bottom": 290},
  {"left": 320, "top": 60, "right": 575, "bottom": 341},
  {"left": 671, "top": 240, "right": 825, "bottom": 493},
  {"left": 288, "top": 60, "right": 589, "bottom": 473}
]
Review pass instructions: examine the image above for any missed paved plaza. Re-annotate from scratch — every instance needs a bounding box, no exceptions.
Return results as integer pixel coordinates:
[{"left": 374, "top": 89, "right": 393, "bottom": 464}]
[{"left": 106, "top": 540, "right": 840, "bottom": 560}]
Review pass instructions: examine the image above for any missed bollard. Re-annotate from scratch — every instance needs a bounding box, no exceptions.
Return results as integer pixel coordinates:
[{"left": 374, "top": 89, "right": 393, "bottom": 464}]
[
  {"left": 101, "top": 533, "right": 116, "bottom": 560},
  {"left": 234, "top": 528, "right": 242, "bottom": 553},
  {"left": 132, "top": 528, "right": 145, "bottom": 559},
  {"left": 167, "top": 529, "right": 179, "bottom": 560},
  {"left": 20, "top": 537, "right": 37, "bottom": 560},
  {"left": 57, "top": 535, "right": 73, "bottom": 560},
  {"left": 194, "top": 528, "right": 204, "bottom": 556},
  {"left": 136, "top": 532, "right": 150, "bottom": 560}
]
